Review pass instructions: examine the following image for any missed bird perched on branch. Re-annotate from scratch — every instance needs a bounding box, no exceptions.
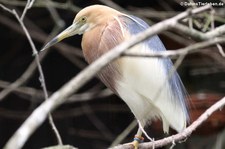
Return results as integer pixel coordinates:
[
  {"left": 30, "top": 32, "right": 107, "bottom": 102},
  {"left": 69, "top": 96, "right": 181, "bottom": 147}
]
[{"left": 42, "top": 5, "right": 189, "bottom": 148}]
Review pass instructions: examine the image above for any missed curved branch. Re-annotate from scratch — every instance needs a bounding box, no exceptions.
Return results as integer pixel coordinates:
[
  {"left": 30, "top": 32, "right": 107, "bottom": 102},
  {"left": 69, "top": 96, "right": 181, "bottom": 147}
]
[
  {"left": 112, "top": 96, "right": 225, "bottom": 149},
  {"left": 2, "top": 5, "right": 219, "bottom": 149}
]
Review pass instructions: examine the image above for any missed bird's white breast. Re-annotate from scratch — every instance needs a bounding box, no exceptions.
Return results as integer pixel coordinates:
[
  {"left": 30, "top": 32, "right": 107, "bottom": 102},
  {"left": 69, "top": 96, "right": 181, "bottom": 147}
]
[{"left": 115, "top": 43, "right": 186, "bottom": 132}]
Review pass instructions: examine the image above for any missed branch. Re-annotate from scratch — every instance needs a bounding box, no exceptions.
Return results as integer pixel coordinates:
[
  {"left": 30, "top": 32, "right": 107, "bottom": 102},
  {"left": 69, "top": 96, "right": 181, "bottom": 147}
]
[
  {"left": 2, "top": 5, "right": 216, "bottom": 149},
  {"left": 0, "top": 79, "right": 113, "bottom": 103},
  {"left": 0, "top": 2, "right": 63, "bottom": 146},
  {"left": 112, "top": 96, "right": 225, "bottom": 149},
  {"left": 123, "top": 37, "right": 225, "bottom": 58},
  {"left": 41, "top": 145, "right": 78, "bottom": 149},
  {"left": 171, "top": 23, "right": 225, "bottom": 41},
  {"left": 0, "top": 0, "right": 81, "bottom": 12},
  {"left": 0, "top": 104, "right": 127, "bottom": 120},
  {"left": 0, "top": 13, "right": 84, "bottom": 101},
  {"left": 20, "top": 0, "right": 35, "bottom": 21},
  {"left": 110, "top": 120, "right": 137, "bottom": 147}
]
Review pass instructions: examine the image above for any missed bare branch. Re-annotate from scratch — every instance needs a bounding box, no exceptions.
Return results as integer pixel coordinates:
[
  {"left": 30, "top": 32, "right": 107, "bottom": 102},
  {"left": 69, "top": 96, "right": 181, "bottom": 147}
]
[
  {"left": 112, "top": 96, "right": 225, "bottom": 149},
  {"left": 0, "top": 2, "right": 63, "bottom": 146},
  {"left": 41, "top": 145, "right": 78, "bottom": 149},
  {"left": 0, "top": 13, "right": 84, "bottom": 101},
  {"left": 0, "top": 80, "right": 113, "bottom": 103},
  {"left": 216, "top": 44, "right": 225, "bottom": 57},
  {"left": 20, "top": 0, "right": 35, "bottom": 21},
  {"left": 0, "top": 104, "right": 127, "bottom": 120},
  {"left": 123, "top": 37, "right": 225, "bottom": 58},
  {"left": 110, "top": 120, "right": 137, "bottom": 147},
  {"left": 2, "top": 5, "right": 216, "bottom": 149},
  {"left": 0, "top": 3, "right": 12, "bottom": 13},
  {"left": 0, "top": 0, "right": 81, "bottom": 12},
  {"left": 82, "top": 104, "right": 115, "bottom": 141}
]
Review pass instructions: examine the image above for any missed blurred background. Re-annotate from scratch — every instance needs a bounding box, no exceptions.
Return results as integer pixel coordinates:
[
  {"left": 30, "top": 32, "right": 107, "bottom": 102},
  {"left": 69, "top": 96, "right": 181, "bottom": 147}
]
[{"left": 0, "top": 0, "right": 225, "bottom": 149}]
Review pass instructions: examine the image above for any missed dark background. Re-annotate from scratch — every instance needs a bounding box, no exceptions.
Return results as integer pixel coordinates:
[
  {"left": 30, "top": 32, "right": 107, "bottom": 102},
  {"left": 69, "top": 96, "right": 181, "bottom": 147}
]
[{"left": 0, "top": 0, "right": 225, "bottom": 149}]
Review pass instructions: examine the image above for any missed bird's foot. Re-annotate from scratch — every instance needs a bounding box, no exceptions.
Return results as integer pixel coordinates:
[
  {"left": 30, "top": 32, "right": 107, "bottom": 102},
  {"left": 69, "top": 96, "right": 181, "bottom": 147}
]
[{"left": 130, "top": 135, "right": 144, "bottom": 149}]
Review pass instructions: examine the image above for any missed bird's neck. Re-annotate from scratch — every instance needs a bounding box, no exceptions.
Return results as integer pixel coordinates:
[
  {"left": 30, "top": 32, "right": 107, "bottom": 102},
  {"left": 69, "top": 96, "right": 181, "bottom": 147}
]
[{"left": 81, "top": 24, "right": 106, "bottom": 64}]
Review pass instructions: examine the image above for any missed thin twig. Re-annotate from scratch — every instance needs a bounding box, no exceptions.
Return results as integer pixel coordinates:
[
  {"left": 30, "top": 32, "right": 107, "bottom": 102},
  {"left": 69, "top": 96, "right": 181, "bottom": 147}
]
[
  {"left": 0, "top": 3, "right": 63, "bottom": 146},
  {"left": 0, "top": 0, "right": 81, "bottom": 12},
  {"left": 20, "top": 0, "right": 35, "bottom": 21},
  {"left": 46, "top": 0, "right": 65, "bottom": 29},
  {"left": 0, "top": 13, "right": 84, "bottom": 101},
  {"left": 109, "top": 120, "right": 137, "bottom": 147},
  {"left": 17, "top": 7, "right": 64, "bottom": 146},
  {"left": 216, "top": 44, "right": 225, "bottom": 57},
  {"left": 0, "top": 3, "right": 12, "bottom": 12},
  {"left": 123, "top": 37, "right": 225, "bottom": 58},
  {"left": 82, "top": 104, "right": 114, "bottom": 141},
  {"left": 0, "top": 79, "right": 113, "bottom": 103}
]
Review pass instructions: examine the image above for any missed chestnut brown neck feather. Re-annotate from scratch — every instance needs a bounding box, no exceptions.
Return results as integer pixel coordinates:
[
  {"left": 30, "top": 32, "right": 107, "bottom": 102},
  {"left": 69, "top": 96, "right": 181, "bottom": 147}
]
[{"left": 81, "top": 17, "right": 124, "bottom": 93}]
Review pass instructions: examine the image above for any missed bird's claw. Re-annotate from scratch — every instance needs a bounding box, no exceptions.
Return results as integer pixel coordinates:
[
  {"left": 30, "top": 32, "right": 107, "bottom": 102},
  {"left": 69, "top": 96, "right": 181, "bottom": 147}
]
[
  {"left": 131, "top": 140, "right": 139, "bottom": 149},
  {"left": 130, "top": 135, "right": 144, "bottom": 149}
]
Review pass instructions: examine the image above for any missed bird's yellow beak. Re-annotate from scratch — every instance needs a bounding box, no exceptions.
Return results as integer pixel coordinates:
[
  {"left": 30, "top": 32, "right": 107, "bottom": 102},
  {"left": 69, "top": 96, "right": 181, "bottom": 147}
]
[{"left": 41, "top": 23, "right": 81, "bottom": 51}]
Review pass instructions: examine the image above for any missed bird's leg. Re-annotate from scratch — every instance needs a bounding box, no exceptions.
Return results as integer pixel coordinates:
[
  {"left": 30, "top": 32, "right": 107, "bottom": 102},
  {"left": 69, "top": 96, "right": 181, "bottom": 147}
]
[
  {"left": 131, "top": 127, "right": 144, "bottom": 149},
  {"left": 137, "top": 120, "right": 154, "bottom": 141}
]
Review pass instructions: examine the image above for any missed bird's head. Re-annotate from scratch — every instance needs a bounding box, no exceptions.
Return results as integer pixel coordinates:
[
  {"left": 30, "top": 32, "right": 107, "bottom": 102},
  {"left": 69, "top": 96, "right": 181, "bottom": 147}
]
[{"left": 41, "top": 5, "right": 120, "bottom": 51}]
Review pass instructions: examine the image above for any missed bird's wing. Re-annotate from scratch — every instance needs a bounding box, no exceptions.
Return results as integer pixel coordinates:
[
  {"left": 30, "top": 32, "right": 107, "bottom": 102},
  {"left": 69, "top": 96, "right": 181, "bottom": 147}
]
[{"left": 115, "top": 15, "right": 189, "bottom": 132}]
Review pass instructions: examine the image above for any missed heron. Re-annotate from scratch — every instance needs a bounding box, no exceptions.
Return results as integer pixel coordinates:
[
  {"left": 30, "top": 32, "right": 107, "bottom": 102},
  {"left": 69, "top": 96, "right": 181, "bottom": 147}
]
[{"left": 42, "top": 5, "right": 189, "bottom": 148}]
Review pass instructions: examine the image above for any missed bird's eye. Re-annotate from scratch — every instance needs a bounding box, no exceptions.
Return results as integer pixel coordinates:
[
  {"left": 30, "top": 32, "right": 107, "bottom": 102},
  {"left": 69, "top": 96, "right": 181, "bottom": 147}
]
[{"left": 81, "top": 16, "right": 87, "bottom": 22}]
